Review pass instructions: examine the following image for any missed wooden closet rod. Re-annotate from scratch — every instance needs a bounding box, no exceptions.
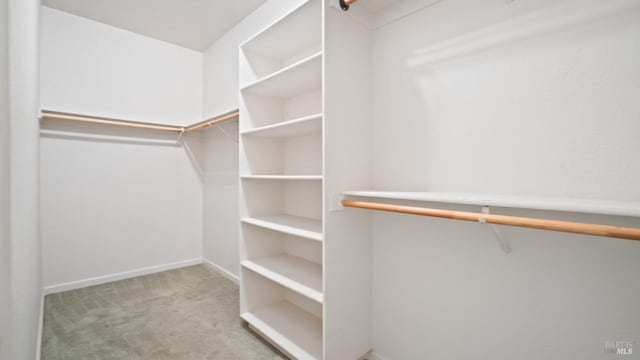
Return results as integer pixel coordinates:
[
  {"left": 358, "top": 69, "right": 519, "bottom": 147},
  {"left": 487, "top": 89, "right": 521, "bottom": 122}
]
[
  {"left": 184, "top": 110, "right": 239, "bottom": 133},
  {"left": 40, "top": 110, "right": 184, "bottom": 132},
  {"left": 41, "top": 109, "right": 240, "bottom": 134},
  {"left": 342, "top": 200, "right": 640, "bottom": 241}
]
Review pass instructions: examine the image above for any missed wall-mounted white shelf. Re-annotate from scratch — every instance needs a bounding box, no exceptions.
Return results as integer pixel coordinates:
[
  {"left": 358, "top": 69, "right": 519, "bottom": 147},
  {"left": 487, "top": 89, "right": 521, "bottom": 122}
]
[
  {"left": 241, "top": 175, "right": 322, "bottom": 181},
  {"left": 242, "top": 215, "right": 323, "bottom": 242},
  {"left": 240, "top": 114, "right": 322, "bottom": 138},
  {"left": 242, "top": 254, "right": 323, "bottom": 303},
  {"left": 241, "top": 301, "right": 322, "bottom": 360},
  {"left": 241, "top": 52, "right": 322, "bottom": 98},
  {"left": 343, "top": 191, "right": 640, "bottom": 217},
  {"left": 241, "top": 0, "right": 321, "bottom": 63}
]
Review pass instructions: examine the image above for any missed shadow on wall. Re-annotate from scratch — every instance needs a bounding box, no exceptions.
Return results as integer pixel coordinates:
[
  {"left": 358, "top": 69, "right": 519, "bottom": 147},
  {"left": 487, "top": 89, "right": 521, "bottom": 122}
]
[
  {"left": 40, "top": 118, "right": 182, "bottom": 147},
  {"left": 183, "top": 119, "right": 239, "bottom": 182},
  {"left": 40, "top": 116, "right": 240, "bottom": 183},
  {"left": 404, "top": 0, "right": 640, "bottom": 200}
]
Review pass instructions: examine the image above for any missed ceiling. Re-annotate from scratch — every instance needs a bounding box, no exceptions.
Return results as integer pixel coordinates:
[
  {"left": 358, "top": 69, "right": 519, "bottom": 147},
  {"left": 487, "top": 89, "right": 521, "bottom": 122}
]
[{"left": 41, "top": 0, "right": 267, "bottom": 51}]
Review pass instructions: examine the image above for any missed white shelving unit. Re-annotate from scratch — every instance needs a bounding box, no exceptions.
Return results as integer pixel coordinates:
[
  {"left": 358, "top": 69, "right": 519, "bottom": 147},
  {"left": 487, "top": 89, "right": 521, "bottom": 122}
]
[
  {"left": 239, "top": 1, "right": 325, "bottom": 358},
  {"left": 239, "top": 1, "right": 374, "bottom": 358}
]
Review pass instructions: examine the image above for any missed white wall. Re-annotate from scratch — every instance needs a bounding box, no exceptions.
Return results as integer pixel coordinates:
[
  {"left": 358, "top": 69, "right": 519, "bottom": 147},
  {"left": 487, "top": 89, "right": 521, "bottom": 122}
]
[
  {"left": 200, "top": 122, "right": 240, "bottom": 279},
  {"left": 370, "top": 0, "right": 640, "bottom": 359},
  {"left": 201, "top": 0, "right": 307, "bottom": 277},
  {"left": 7, "top": 0, "right": 42, "bottom": 359},
  {"left": 0, "top": 0, "right": 10, "bottom": 358},
  {"left": 324, "top": 2, "right": 373, "bottom": 357},
  {"left": 40, "top": 6, "right": 203, "bottom": 290},
  {"left": 40, "top": 7, "right": 202, "bottom": 125}
]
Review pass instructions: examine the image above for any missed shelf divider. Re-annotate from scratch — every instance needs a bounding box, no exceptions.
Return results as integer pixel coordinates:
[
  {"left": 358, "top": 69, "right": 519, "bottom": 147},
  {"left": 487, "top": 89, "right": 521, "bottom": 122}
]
[
  {"left": 242, "top": 215, "right": 323, "bottom": 242},
  {"left": 241, "top": 175, "right": 322, "bottom": 181},
  {"left": 241, "top": 113, "right": 322, "bottom": 138}
]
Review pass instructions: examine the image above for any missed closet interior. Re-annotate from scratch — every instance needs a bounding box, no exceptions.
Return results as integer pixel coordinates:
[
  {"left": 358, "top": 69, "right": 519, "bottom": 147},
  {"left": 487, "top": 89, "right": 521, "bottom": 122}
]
[{"left": 2, "top": 0, "right": 638, "bottom": 359}]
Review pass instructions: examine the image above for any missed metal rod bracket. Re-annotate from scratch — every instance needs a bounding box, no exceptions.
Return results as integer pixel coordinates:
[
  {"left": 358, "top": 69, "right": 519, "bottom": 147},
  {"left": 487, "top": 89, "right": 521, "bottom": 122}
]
[
  {"left": 482, "top": 206, "right": 511, "bottom": 254},
  {"left": 177, "top": 127, "right": 185, "bottom": 144}
]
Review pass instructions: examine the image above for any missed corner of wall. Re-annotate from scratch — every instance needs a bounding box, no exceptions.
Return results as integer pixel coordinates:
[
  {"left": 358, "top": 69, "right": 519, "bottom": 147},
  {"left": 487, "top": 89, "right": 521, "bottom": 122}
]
[{"left": 201, "top": 257, "right": 239, "bottom": 284}]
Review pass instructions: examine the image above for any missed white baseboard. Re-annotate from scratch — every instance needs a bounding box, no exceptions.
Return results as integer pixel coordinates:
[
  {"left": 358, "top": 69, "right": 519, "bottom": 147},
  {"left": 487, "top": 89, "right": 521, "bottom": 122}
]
[
  {"left": 43, "top": 258, "right": 202, "bottom": 295},
  {"left": 35, "top": 291, "right": 44, "bottom": 360},
  {"left": 201, "top": 258, "right": 239, "bottom": 284}
]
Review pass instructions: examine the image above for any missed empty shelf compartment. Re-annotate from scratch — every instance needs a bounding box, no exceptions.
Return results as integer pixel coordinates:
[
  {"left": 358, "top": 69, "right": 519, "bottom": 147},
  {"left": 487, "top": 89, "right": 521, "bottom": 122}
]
[
  {"left": 242, "top": 301, "right": 322, "bottom": 360},
  {"left": 242, "top": 254, "right": 322, "bottom": 303}
]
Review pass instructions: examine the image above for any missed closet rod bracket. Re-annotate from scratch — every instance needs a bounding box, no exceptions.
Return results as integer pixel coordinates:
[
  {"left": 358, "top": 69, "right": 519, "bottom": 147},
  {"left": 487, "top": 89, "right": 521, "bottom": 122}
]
[
  {"left": 331, "top": 194, "right": 345, "bottom": 212},
  {"left": 339, "top": 0, "right": 358, "bottom": 11},
  {"left": 481, "top": 206, "right": 511, "bottom": 254},
  {"left": 176, "top": 127, "right": 185, "bottom": 144}
]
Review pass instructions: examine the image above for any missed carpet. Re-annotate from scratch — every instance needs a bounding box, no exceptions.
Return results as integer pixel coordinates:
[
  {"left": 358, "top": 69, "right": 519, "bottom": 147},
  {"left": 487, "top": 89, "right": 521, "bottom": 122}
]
[{"left": 41, "top": 265, "right": 285, "bottom": 360}]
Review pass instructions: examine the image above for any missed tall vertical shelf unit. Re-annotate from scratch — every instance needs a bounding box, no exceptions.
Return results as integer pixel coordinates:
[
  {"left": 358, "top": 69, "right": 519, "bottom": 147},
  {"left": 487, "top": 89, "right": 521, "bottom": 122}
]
[
  {"left": 239, "top": 0, "right": 323, "bottom": 358},
  {"left": 239, "top": 0, "right": 373, "bottom": 358}
]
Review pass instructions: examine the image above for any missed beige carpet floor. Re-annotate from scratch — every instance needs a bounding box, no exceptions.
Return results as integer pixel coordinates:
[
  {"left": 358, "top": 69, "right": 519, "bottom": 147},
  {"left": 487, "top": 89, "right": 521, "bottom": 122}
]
[{"left": 41, "top": 265, "right": 285, "bottom": 360}]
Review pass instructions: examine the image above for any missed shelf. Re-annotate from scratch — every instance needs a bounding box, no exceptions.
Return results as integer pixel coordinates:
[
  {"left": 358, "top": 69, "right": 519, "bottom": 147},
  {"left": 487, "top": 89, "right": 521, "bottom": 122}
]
[
  {"left": 242, "top": 215, "right": 323, "bottom": 241},
  {"left": 241, "top": 175, "right": 322, "bottom": 181},
  {"left": 241, "top": 52, "right": 322, "bottom": 98},
  {"left": 242, "top": 254, "right": 322, "bottom": 303},
  {"left": 241, "top": 114, "right": 322, "bottom": 138},
  {"left": 242, "top": 301, "right": 322, "bottom": 360},
  {"left": 241, "top": 0, "right": 321, "bottom": 62},
  {"left": 343, "top": 191, "right": 640, "bottom": 217}
]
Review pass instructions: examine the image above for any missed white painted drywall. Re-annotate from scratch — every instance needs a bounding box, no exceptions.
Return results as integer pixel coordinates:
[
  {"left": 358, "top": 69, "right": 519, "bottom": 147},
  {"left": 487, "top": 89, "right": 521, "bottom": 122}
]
[
  {"left": 0, "top": 1, "right": 10, "bottom": 358},
  {"left": 201, "top": 0, "right": 307, "bottom": 277},
  {"left": 201, "top": 122, "right": 240, "bottom": 278},
  {"left": 40, "top": 6, "right": 203, "bottom": 289},
  {"left": 370, "top": 0, "right": 640, "bottom": 359},
  {"left": 40, "top": 7, "right": 202, "bottom": 125},
  {"left": 7, "top": 0, "right": 42, "bottom": 359},
  {"left": 323, "top": 1, "right": 374, "bottom": 357}
]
